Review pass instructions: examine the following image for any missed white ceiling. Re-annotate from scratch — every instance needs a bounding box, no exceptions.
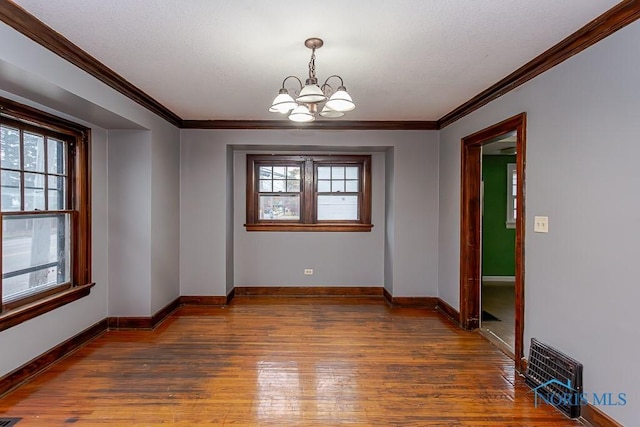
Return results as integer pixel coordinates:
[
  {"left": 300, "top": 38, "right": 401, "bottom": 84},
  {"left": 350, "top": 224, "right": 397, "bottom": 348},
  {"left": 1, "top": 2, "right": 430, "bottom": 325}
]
[{"left": 12, "top": 0, "right": 621, "bottom": 121}]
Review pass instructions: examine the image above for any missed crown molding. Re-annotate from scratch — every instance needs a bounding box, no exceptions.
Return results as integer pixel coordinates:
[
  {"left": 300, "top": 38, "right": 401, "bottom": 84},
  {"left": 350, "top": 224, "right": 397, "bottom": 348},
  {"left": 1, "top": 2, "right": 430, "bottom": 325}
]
[
  {"left": 0, "top": 1, "right": 182, "bottom": 128},
  {"left": 2, "top": 1, "right": 639, "bottom": 131},
  {"left": 438, "top": 0, "right": 640, "bottom": 128},
  {"left": 181, "top": 120, "right": 439, "bottom": 130}
]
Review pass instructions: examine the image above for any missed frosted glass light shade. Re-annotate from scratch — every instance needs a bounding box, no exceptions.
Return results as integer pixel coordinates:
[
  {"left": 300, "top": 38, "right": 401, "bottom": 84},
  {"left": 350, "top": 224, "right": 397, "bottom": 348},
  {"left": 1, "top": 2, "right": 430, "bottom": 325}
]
[
  {"left": 319, "top": 106, "right": 344, "bottom": 118},
  {"left": 325, "top": 87, "right": 355, "bottom": 112},
  {"left": 269, "top": 90, "right": 297, "bottom": 113},
  {"left": 288, "top": 105, "right": 315, "bottom": 122},
  {"left": 296, "top": 84, "right": 327, "bottom": 104}
]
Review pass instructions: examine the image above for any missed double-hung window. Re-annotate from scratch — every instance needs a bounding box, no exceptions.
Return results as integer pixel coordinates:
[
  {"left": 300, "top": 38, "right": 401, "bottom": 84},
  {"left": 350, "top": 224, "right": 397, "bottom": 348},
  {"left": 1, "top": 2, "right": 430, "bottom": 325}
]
[
  {"left": 246, "top": 154, "right": 372, "bottom": 231},
  {"left": 0, "top": 97, "right": 92, "bottom": 331}
]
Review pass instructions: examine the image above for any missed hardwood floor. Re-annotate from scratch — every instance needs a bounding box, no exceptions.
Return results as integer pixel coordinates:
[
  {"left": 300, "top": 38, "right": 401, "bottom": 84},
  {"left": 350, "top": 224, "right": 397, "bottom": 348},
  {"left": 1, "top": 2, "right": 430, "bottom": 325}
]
[
  {"left": 0, "top": 296, "right": 580, "bottom": 426},
  {"left": 482, "top": 282, "right": 516, "bottom": 352}
]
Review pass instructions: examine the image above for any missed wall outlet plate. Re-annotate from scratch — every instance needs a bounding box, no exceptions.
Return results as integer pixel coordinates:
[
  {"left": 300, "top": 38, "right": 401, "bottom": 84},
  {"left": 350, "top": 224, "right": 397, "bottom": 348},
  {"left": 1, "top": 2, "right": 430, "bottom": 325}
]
[{"left": 304, "top": 269, "right": 313, "bottom": 275}]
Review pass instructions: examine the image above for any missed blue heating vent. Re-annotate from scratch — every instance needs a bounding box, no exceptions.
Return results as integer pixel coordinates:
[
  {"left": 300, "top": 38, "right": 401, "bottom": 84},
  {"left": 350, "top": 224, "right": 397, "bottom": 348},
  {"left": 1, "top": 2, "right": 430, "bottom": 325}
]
[
  {"left": 525, "top": 338, "right": 583, "bottom": 418},
  {"left": 0, "top": 419, "right": 22, "bottom": 427}
]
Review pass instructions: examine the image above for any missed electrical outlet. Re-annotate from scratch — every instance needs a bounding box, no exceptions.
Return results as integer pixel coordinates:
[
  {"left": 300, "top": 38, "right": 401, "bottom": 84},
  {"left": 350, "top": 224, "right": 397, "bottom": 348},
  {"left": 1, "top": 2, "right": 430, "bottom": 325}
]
[
  {"left": 304, "top": 269, "right": 313, "bottom": 275},
  {"left": 534, "top": 216, "right": 549, "bottom": 233}
]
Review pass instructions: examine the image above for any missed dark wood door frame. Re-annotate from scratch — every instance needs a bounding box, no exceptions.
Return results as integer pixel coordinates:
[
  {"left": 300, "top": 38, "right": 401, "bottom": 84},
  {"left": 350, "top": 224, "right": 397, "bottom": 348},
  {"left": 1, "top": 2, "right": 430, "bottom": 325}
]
[{"left": 460, "top": 113, "right": 527, "bottom": 372}]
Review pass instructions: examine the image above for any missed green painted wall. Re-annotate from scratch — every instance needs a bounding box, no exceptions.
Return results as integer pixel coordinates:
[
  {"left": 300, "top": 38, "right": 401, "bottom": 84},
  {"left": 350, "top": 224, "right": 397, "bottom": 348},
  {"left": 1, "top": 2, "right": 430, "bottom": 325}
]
[{"left": 482, "top": 155, "right": 516, "bottom": 276}]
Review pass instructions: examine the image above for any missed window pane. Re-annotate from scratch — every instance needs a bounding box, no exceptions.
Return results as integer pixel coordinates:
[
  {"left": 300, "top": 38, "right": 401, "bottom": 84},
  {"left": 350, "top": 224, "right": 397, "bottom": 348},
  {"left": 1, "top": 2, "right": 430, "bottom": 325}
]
[
  {"left": 23, "top": 132, "right": 45, "bottom": 172},
  {"left": 48, "top": 138, "right": 66, "bottom": 174},
  {"left": 24, "top": 172, "right": 45, "bottom": 210},
  {"left": 332, "top": 167, "right": 345, "bottom": 179},
  {"left": 273, "top": 166, "right": 286, "bottom": 179},
  {"left": 2, "top": 214, "right": 71, "bottom": 303},
  {"left": 318, "top": 167, "right": 331, "bottom": 179},
  {"left": 1, "top": 170, "right": 21, "bottom": 211},
  {"left": 259, "top": 166, "right": 272, "bottom": 179},
  {"left": 259, "top": 180, "right": 272, "bottom": 192},
  {"left": 317, "top": 195, "right": 358, "bottom": 220},
  {"left": 345, "top": 167, "right": 358, "bottom": 179},
  {"left": 1, "top": 125, "right": 21, "bottom": 169},
  {"left": 48, "top": 175, "right": 66, "bottom": 210},
  {"left": 331, "top": 180, "right": 345, "bottom": 192},
  {"left": 273, "top": 179, "right": 286, "bottom": 192},
  {"left": 286, "top": 180, "right": 300, "bottom": 192},
  {"left": 259, "top": 194, "right": 300, "bottom": 220},
  {"left": 287, "top": 167, "right": 300, "bottom": 180},
  {"left": 318, "top": 180, "right": 331, "bottom": 192},
  {"left": 345, "top": 180, "right": 359, "bottom": 192}
]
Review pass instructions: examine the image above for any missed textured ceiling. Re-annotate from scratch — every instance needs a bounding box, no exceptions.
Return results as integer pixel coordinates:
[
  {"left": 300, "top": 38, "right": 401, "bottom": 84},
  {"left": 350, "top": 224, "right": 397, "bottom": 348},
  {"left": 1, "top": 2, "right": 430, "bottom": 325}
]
[{"left": 12, "top": 0, "right": 621, "bottom": 121}]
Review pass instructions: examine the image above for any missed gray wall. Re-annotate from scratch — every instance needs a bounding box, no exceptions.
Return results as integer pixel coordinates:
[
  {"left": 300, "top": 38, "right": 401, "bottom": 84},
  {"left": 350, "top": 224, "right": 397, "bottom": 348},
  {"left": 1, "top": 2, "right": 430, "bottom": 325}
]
[
  {"left": 180, "top": 130, "right": 440, "bottom": 297},
  {"left": 150, "top": 127, "right": 181, "bottom": 313},
  {"left": 438, "top": 20, "right": 640, "bottom": 425},
  {"left": 233, "top": 150, "right": 385, "bottom": 287},
  {"left": 108, "top": 130, "right": 152, "bottom": 316},
  {"left": 179, "top": 131, "right": 229, "bottom": 297},
  {"left": 0, "top": 21, "right": 180, "bottom": 375},
  {"left": 108, "top": 127, "right": 181, "bottom": 317}
]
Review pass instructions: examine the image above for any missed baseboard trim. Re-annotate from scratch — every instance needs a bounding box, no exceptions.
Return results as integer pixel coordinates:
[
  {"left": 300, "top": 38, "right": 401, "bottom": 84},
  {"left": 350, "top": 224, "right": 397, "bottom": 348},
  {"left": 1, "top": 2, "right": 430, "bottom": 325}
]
[
  {"left": 226, "top": 288, "right": 235, "bottom": 304},
  {"left": 181, "top": 295, "right": 227, "bottom": 305},
  {"left": 0, "top": 318, "right": 108, "bottom": 397},
  {"left": 108, "top": 296, "right": 181, "bottom": 330},
  {"left": 383, "top": 288, "right": 393, "bottom": 305},
  {"left": 233, "top": 286, "right": 384, "bottom": 297},
  {"left": 435, "top": 298, "right": 460, "bottom": 325},
  {"left": 580, "top": 403, "right": 623, "bottom": 427},
  {"left": 390, "top": 297, "right": 438, "bottom": 308},
  {"left": 380, "top": 290, "right": 437, "bottom": 308},
  {"left": 482, "top": 276, "right": 515, "bottom": 283}
]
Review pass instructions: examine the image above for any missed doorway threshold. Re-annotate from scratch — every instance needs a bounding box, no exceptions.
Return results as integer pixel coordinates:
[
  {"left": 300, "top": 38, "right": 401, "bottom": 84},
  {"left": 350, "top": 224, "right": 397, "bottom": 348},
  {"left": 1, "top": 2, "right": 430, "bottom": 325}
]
[{"left": 478, "top": 327, "right": 515, "bottom": 360}]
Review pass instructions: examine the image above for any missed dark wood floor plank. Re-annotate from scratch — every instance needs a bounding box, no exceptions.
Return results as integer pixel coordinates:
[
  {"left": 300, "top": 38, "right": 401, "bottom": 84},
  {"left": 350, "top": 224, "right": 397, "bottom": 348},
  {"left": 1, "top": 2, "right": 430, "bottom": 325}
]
[{"left": 0, "top": 296, "right": 580, "bottom": 426}]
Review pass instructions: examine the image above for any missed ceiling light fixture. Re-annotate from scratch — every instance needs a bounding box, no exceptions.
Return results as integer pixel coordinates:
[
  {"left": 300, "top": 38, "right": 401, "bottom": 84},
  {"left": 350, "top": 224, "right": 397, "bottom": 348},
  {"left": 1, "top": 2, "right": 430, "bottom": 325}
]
[{"left": 269, "top": 38, "right": 355, "bottom": 123}]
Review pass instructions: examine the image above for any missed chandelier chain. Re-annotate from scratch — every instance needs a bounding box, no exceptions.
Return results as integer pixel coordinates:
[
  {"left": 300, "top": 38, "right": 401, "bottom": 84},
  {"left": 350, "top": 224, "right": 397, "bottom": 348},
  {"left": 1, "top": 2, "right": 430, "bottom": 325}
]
[{"left": 308, "top": 48, "right": 317, "bottom": 80}]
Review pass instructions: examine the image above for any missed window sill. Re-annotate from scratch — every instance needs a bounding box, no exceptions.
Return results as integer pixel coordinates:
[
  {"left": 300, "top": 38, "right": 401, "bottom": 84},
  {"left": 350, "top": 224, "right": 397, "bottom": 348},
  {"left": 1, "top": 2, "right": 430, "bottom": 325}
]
[
  {"left": 0, "top": 283, "right": 95, "bottom": 332},
  {"left": 245, "top": 223, "right": 373, "bottom": 232}
]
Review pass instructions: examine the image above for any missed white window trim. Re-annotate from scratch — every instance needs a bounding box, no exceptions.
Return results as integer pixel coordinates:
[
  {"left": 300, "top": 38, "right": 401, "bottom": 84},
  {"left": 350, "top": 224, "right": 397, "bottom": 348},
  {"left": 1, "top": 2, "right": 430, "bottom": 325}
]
[{"left": 506, "top": 163, "right": 516, "bottom": 229}]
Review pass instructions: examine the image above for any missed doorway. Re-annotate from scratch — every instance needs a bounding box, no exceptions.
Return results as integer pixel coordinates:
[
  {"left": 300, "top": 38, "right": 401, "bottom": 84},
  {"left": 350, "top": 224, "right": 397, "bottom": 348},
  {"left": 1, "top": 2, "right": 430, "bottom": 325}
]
[
  {"left": 459, "top": 113, "right": 526, "bottom": 372},
  {"left": 480, "top": 135, "right": 517, "bottom": 353}
]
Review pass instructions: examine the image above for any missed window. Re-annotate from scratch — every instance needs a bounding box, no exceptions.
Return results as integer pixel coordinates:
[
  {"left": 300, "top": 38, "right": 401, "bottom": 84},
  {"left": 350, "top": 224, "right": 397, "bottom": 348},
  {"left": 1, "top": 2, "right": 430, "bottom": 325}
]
[
  {"left": 0, "top": 97, "right": 92, "bottom": 331},
  {"left": 506, "top": 163, "right": 516, "bottom": 228},
  {"left": 246, "top": 154, "right": 372, "bottom": 232}
]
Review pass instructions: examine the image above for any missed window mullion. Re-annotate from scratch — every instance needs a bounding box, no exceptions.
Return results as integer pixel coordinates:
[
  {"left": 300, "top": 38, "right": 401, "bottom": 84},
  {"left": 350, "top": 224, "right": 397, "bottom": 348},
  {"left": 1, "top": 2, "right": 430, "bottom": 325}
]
[
  {"left": 43, "top": 137, "right": 49, "bottom": 211},
  {"left": 19, "top": 128, "right": 25, "bottom": 211},
  {"left": 303, "top": 157, "right": 314, "bottom": 224}
]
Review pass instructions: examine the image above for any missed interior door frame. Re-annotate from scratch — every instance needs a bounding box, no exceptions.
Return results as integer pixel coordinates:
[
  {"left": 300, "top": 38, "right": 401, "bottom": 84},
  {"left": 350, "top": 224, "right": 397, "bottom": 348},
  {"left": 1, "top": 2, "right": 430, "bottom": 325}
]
[{"left": 459, "top": 112, "right": 527, "bottom": 372}]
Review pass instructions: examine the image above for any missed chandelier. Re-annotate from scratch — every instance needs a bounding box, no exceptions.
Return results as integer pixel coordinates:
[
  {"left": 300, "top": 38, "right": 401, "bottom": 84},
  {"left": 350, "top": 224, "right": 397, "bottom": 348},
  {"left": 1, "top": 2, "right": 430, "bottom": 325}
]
[{"left": 269, "top": 38, "right": 355, "bottom": 123}]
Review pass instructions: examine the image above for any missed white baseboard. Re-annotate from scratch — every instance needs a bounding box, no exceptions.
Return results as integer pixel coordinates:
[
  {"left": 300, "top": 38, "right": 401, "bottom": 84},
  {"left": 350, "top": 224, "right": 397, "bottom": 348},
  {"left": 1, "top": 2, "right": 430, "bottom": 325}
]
[{"left": 482, "top": 276, "right": 515, "bottom": 283}]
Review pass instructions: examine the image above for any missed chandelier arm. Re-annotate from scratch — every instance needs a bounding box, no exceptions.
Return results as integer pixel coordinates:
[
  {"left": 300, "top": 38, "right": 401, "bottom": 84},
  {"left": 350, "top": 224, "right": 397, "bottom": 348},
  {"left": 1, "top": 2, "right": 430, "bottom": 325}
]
[
  {"left": 321, "top": 75, "right": 345, "bottom": 88},
  {"left": 281, "top": 75, "right": 303, "bottom": 91},
  {"left": 320, "top": 82, "right": 333, "bottom": 97}
]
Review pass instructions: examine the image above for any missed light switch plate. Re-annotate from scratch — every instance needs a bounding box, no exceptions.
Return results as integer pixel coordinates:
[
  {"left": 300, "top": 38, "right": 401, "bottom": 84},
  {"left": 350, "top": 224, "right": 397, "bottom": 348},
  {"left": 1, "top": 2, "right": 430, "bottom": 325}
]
[{"left": 534, "top": 216, "right": 549, "bottom": 233}]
